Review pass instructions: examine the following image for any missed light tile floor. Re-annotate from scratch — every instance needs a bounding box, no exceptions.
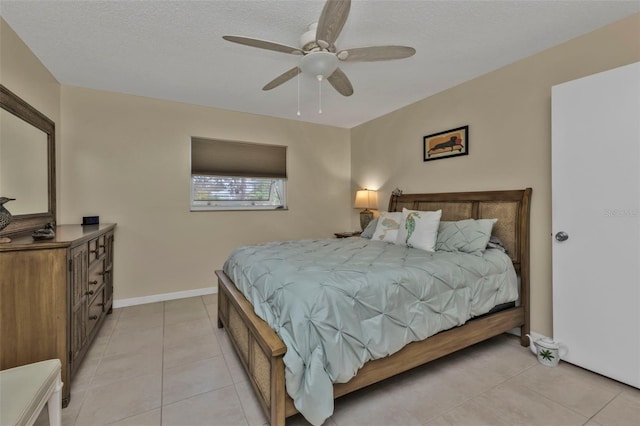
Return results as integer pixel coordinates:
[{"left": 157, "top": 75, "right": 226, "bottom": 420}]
[{"left": 36, "top": 295, "right": 639, "bottom": 426}]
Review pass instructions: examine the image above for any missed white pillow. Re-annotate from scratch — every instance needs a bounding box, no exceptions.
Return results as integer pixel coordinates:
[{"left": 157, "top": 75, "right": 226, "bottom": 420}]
[
  {"left": 371, "top": 212, "right": 403, "bottom": 243},
  {"left": 396, "top": 208, "right": 442, "bottom": 252}
]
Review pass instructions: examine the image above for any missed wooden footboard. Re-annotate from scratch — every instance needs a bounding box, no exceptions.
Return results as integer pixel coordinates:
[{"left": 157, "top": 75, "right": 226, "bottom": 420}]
[
  {"left": 216, "top": 270, "right": 287, "bottom": 425},
  {"left": 217, "top": 269, "right": 525, "bottom": 425},
  {"left": 217, "top": 188, "right": 531, "bottom": 426}
]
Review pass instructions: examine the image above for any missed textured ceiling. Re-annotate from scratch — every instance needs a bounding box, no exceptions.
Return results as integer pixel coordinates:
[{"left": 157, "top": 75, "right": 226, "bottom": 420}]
[{"left": 1, "top": 1, "right": 638, "bottom": 128}]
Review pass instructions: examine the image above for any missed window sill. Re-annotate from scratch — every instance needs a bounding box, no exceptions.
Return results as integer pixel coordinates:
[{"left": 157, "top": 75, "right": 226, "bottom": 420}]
[{"left": 190, "top": 206, "right": 288, "bottom": 212}]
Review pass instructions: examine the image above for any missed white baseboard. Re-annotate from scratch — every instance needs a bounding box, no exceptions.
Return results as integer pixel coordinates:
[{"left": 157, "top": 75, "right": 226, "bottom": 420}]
[{"left": 113, "top": 287, "right": 218, "bottom": 309}]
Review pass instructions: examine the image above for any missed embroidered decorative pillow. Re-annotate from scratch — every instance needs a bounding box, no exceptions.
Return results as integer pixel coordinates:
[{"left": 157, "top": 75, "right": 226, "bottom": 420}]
[
  {"left": 396, "top": 208, "right": 442, "bottom": 252},
  {"left": 371, "top": 212, "right": 403, "bottom": 243},
  {"left": 435, "top": 218, "right": 498, "bottom": 256}
]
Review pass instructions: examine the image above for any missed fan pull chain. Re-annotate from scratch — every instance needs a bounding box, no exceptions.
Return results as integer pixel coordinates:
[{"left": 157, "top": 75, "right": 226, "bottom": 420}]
[
  {"left": 317, "top": 75, "right": 323, "bottom": 114},
  {"left": 296, "top": 71, "right": 301, "bottom": 116}
]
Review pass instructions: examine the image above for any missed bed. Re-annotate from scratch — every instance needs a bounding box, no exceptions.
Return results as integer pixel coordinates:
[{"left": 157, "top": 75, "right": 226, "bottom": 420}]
[{"left": 216, "top": 188, "right": 531, "bottom": 426}]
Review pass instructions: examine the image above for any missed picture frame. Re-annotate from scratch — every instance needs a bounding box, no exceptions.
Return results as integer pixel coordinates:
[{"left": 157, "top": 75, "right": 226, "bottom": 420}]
[{"left": 423, "top": 125, "right": 469, "bottom": 162}]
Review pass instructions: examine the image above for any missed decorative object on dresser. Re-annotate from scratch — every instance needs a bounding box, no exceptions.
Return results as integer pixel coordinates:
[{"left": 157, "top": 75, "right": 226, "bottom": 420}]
[
  {"left": 354, "top": 189, "right": 378, "bottom": 231},
  {"left": 0, "top": 197, "right": 15, "bottom": 243},
  {"left": 0, "top": 223, "right": 116, "bottom": 407},
  {"left": 82, "top": 216, "right": 99, "bottom": 226},
  {"left": 32, "top": 223, "right": 56, "bottom": 240},
  {"left": 423, "top": 125, "right": 469, "bottom": 161}
]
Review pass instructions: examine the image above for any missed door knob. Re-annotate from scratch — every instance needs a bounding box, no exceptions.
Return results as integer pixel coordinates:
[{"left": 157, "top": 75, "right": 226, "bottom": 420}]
[{"left": 555, "top": 231, "right": 569, "bottom": 242}]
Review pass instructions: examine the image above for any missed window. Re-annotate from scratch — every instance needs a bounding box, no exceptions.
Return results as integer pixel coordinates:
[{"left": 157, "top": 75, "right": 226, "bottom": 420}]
[
  {"left": 190, "top": 137, "right": 287, "bottom": 211},
  {"left": 191, "top": 176, "right": 286, "bottom": 210}
]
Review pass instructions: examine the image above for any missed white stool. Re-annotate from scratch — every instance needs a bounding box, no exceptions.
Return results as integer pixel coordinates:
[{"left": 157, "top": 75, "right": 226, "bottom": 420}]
[{"left": 0, "top": 359, "right": 63, "bottom": 426}]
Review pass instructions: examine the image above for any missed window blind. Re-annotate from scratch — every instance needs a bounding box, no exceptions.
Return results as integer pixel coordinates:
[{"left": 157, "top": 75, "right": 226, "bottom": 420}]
[{"left": 191, "top": 137, "right": 287, "bottom": 178}]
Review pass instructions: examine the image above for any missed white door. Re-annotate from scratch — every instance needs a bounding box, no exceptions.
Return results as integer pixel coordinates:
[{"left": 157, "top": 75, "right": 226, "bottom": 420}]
[{"left": 552, "top": 62, "right": 640, "bottom": 388}]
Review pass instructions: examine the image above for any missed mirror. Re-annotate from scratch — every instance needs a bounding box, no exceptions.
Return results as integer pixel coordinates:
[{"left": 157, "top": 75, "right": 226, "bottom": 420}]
[{"left": 0, "top": 85, "right": 56, "bottom": 237}]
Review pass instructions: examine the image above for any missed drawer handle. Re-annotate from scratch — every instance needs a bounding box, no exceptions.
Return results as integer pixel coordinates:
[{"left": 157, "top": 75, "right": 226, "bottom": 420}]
[
  {"left": 89, "top": 280, "right": 98, "bottom": 285},
  {"left": 89, "top": 315, "right": 98, "bottom": 320},
  {"left": 99, "top": 244, "right": 105, "bottom": 248},
  {"left": 85, "top": 290, "right": 94, "bottom": 296}
]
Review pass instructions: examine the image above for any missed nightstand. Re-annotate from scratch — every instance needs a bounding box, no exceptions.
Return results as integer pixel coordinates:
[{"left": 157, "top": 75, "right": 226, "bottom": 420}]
[{"left": 334, "top": 231, "right": 362, "bottom": 238}]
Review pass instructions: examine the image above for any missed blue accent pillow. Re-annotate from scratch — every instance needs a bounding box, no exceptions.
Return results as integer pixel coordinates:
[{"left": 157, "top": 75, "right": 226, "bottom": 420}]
[
  {"left": 435, "top": 219, "right": 497, "bottom": 256},
  {"left": 360, "top": 218, "right": 378, "bottom": 239}
]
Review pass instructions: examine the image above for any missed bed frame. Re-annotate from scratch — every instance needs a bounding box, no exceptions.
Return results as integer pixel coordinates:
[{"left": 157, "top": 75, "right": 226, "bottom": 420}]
[{"left": 216, "top": 188, "right": 532, "bottom": 426}]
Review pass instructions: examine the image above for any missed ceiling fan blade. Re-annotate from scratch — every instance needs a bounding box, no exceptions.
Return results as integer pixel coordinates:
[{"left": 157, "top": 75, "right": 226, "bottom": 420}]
[
  {"left": 223, "top": 35, "right": 304, "bottom": 55},
  {"left": 327, "top": 68, "right": 353, "bottom": 97},
  {"left": 262, "top": 67, "right": 302, "bottom": 91},
  {"left": 316, "top": 0, "right": 351, "bottom": 49},
  {"left": 337, "top": 46, "right": 416, "bottom": 62}
]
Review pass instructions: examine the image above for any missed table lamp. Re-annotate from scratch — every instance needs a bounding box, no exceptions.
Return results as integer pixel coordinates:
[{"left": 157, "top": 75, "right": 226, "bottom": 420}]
[{"left": 354, "top": 189, "right": 378, "bottom": 231}]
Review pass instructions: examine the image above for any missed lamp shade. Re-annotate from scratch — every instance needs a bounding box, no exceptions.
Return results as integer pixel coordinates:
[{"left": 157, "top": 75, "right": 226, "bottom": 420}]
[{"left": 354, "top": 190, "right": 378, "bottom": 210}]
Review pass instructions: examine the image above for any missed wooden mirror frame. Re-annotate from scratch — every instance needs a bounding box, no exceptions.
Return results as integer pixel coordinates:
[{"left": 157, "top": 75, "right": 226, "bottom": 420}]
[{"left": 0, "top": 85, "right": 56, "bottom": 237}]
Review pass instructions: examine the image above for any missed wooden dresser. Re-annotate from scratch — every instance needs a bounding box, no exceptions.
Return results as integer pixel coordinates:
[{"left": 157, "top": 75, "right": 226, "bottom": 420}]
[{"left": 0, "top": 223, "right": 116, "bottom": 406}]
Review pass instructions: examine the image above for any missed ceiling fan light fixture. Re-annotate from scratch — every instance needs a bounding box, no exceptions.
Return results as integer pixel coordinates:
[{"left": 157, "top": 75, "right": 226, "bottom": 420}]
[
  {"left": 223, "top": 0, "right": 413, "bottom": 103},
  {"left": 300, "top": 51, "right": 338, "bottom": 79}
]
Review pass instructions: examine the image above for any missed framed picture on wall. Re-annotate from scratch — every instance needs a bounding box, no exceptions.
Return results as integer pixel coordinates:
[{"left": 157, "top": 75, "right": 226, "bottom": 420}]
[{"left": 423, "top": 125, "right": 469, "bottom": 162}]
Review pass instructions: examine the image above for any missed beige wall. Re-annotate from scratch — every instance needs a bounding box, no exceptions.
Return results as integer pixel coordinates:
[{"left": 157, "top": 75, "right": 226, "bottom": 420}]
[
  {"left": 60, "top": 87, "right": 351, "bottom": 300},
  {"left": 350, "top": 13, "right": 640, "bottom": 336}
]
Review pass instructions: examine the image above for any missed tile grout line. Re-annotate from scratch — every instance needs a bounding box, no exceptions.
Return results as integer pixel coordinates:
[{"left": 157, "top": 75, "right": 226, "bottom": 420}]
[
  {"left": 159, "top": 305, "right": 246, "bottom": 423},
  {"left": 509, "top": 363, "right": 610, "bottom": 423},
  {"left": 420, "top": 356, "right": 540, "bottom": 425},
  {"left": 72, "top": 309, "right": 118, "bottom": 426},
  {"left": 160, "top": 298, "right": 235, "bottom": 419},
  {"left": 206, "top": 295, "right": 254, "bottom": 425},
  {"left": 581, "top": 387, "right": 624, "bottom": 425},
  {"left": 101, "top": 306, "right": 165, "bottom": 426}
]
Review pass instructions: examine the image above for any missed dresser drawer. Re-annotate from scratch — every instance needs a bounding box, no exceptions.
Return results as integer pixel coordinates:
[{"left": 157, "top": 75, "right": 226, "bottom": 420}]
[
  {"left": 86, "top": 288, "right": 105, "bottom": 337},
  {"left": 88, "top": 259, "right": 105, "bottom": 295},
  {"left": 88, "top": 235, "right": 106, "bottom": 263}
]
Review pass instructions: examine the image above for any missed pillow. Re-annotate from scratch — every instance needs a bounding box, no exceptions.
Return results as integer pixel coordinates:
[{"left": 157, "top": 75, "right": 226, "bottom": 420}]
[
  {"left": 396, "top": 208, "right": 442, "bottom": 252},
  {"left": 371, "top": 212, "right": 403, "bottom": 243},
  {"left": 486, "top": 235, "right": 509, "bottom": 254},
  {"left": 360, "top": 218, "right": 378, "bottom": 239},
  {"left": 435, "top": 218, "right": 497, "bottom": 256}
]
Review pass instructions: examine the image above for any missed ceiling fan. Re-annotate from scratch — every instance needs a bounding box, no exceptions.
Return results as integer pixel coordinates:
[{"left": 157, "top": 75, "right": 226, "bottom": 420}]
[{"left": 222, "top": 0, "right": 416, "bottom": 97}]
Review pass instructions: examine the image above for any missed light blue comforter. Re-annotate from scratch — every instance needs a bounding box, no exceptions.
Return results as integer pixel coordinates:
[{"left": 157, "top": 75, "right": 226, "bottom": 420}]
[{"left": 223, "top": 238, "right": 518, "bottom": 425}]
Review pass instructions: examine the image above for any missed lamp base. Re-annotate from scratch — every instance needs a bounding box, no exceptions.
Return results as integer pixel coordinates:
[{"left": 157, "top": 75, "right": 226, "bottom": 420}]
[{"left": 360, "top": 210, "right": 374, "bottom": 231}]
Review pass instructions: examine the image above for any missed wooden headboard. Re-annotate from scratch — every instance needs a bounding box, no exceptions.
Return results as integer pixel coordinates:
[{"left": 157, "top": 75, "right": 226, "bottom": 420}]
[{"left": 389, "top": 188, "right": 532, "bottom": 276}]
